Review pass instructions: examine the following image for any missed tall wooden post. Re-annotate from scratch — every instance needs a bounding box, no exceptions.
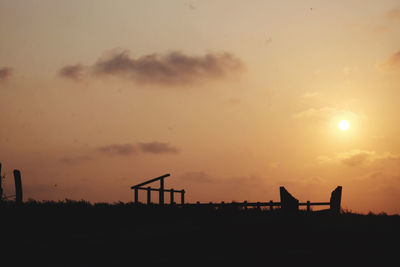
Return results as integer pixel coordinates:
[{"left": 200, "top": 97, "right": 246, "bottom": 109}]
[
  {"left": 0, "top": 163, "right": 3, "bottom": 202},
  {"left": 181, "top": 190, "right": 185, "bottom": 204},
  {"left": 134, "top": 188, "right": 139, "bottom": 204},
  {"left": 147, "top": 187, "right": 151, "bottom": 204},
  {"left": 13, "top": 169, "right": 23, "bottom": 204},
  {"left": 170, "top": 189, "right": 174, "bottom": 204},
  {"left": 159, "top": 178, "right": 164, "bottom": 205}
]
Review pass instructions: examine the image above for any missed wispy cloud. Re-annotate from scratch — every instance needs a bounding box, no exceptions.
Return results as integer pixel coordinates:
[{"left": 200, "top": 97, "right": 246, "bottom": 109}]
[
  {"left": 317, "top": 149, "right": 400, "bottom": 167},
  {"left": 59, "top": 155, "right": 94, "bottom": 164},
  {"left": 381, "top": 50, "right": 400, "bottom": 70},
  {"left": 97, "top": 142, "right": 179, "bottom": 156},
  {"left": 386, "top": 7, "right": 400, "bottom": 20},
  {"left": 303, "top": 91, "right": 319, "bottom": 99},
  {"left": 137, "top": 141, "right": 180, "bottom": 154},
  {"left": 178, "top": 171, "right": 213, "bottom": 183},
  {"left": 59, "top": 64, "right": 85, "bottom": 81},
  {"left": 97, "top": 144, "right": 137, "bottom": 156},
  {"left": 60, "top": 49, "right": 244, "bottom": 86},
  {"left": 293, "top": 107, "right": 362, "bottom": 121},
  {"left": 0, "top": 67, "right": 12, "bottom": 82}
]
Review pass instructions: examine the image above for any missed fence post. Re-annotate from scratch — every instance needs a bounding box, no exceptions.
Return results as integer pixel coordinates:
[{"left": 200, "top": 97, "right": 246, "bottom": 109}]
[
  {"left": 306, "top": 201, "right": 310, "bottom": 212},
  {"left": 159, "top": 178, "right": 164, "bottom": 205},
  {"left": 147, "top": 187, "right": 151, "bottom": 204},
  {"left": 13, "top": 169, "right": 23, "bottom": 204},
  {"left": 181, "top": 190, "right": 185, "bottom": 205},
  {"left": 134, "top": 188, "right": 139, "bottom": 204},
  {"left": 0, "top": 163, "right": 3, "bottom": 202},
  {"left": 270, "top": 200, "right": 274, "bottom": 211},
  {"left": 244, "top": 200, "right": 248, "bottom": 210},
  {"left": 170, "top": 189, "right": 174, "bottom": 205}
]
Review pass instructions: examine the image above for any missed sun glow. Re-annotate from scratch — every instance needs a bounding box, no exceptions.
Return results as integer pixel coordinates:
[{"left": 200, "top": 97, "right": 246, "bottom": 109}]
[{"left": 339, "top": 120, "right": 350, "bottom": 131}]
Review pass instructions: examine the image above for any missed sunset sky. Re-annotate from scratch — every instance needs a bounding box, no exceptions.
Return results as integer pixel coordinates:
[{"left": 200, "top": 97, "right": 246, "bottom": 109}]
[{"left": 1, "top": 0, "right": 400, "bottom": 214}]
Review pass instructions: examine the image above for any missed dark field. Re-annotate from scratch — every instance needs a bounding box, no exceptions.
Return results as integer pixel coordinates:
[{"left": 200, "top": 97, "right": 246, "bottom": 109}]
[{"left": 1, "top": 200, "right": 399, "bottom": 266}]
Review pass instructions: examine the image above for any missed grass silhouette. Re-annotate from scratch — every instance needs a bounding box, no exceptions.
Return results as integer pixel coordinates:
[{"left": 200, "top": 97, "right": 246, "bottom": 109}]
[{"left": 1, "top": 200, "right": 399, "bottom": 266}]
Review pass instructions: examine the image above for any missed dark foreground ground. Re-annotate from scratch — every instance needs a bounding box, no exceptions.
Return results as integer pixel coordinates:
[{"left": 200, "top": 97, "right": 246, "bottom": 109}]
[{"left": 1, "top": 201, "right": 399, "bottom": 266}]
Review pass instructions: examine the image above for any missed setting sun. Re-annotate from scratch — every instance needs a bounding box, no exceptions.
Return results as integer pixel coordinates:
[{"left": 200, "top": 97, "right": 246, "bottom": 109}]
[{"left": 339, "top": 120, "right": 350, "bottom": 131}]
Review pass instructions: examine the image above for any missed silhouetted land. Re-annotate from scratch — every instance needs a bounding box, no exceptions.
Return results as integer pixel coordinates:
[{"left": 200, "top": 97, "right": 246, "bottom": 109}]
[{"left": 1, "top": 200, "right": 399, "bottom": 266}]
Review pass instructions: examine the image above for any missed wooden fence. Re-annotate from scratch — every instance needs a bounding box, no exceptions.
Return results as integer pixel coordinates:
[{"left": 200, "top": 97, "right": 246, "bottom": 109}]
[{"left": 131, "top": 174, "right": 342, "bottom": 213}]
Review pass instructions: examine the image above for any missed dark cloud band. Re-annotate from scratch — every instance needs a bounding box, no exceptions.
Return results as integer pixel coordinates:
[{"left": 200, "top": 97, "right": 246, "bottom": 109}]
[
  {"left": 0, "top": 67, "right": 12, "bottom": 81},
  {"left": 59, "top": 50, "right": 244, "bottom": 85}
]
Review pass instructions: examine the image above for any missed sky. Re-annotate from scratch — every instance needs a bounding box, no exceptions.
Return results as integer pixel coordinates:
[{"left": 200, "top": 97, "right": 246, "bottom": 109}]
[{"left": 1, "top": 0, "right": 400, "bottom": 214}]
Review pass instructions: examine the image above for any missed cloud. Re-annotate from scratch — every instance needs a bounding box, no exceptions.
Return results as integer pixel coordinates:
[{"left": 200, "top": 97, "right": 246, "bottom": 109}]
[
  {"left": 293, "top": 107, "right": 362, "bottom": 122},
  {"left": 381, "top": 50, "right": 400, "bottom": 70},
  {"left": 59, "top": 155, "right": 93, "bottom": 164},
  {"left": 303, "top": 92, "right": 319, "bottom": 99},
  {"left": 97, "top": 144, "right": 137, "bottom": 156},
  {"left": 184, "top": 1, "right": 196, "bottom": 10},
  {"left": 59, "top": 64, "right": 85, "bottom": 81},
  {"left": 97, "top": 142, "right": 179, "bottom": 156},
  {"left": 61, "top": 49, "right": 244, "bottom": 86},
  {"left": 178, "top": 171, "right": 213, "bottom": 183},
  {"left": 0, "top": 67, "right": 12, "bottom": 81},
  {"left": 317, "top": 149, "right": 400, "bottom": 167},
  {"left": 386, "top": 7, "right": 400, "bottom": 20},
  {"left": 138, "top": 141, "right": 179, "bottom": 154}
]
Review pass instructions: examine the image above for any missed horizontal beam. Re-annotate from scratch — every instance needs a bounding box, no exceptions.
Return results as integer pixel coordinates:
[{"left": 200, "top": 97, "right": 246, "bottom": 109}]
[
  {"left": 176, "top": 201, "right": 331, "bottom": 207},
  {"left": 135, "top": 187, "right": 184, "bottom": 193},
  {"left": 182, "top": 202, "right": 280, "bottom": 207},
  {"left": 299, "top": 202, "right": 330, "bottom": 206},
  {"left": 131, "top": 174, "right": 170, "bottom": 189}
]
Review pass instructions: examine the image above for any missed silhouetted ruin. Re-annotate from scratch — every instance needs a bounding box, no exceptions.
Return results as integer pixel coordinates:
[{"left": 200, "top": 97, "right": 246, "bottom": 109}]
[
  {"left": 280, "top": 186, "right": 299, "bottom": 211},
  {"left": 330, "top": 186, "right": 342, "bottom": 213},
  {"left": 131, "top": 174, "right": 185, "bottom": 205}
]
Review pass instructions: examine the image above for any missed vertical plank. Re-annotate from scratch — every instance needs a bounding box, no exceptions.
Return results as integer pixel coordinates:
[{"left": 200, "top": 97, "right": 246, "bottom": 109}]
[
  {"left": 0, "top": 162, "right": 3, "bottom": 202},
  {"left": 307, "top": 201, "right": 311, "bottom": 212},
  {"left": 170, "top": 189, "right": 174, "bottom": 205},
  {"left": 147, "top": 187, "right": 151, "bottom": 204},
  {"left": 181, "top": 190, "right": 185, "bottom": 205},
  {"left": 134, "top": 188, "right": 139, "bottom": 204},
  {"left": 159, "top": 178, "right": 164, "bottom": 205},
  {"left": 13, "top": 169, "right": 23, "bottom": 204}
]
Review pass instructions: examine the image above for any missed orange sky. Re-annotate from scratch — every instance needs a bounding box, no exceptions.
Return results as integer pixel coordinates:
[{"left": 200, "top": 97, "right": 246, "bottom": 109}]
[{"left": 1, "top": 0, "right": 400, "bottom": 214}]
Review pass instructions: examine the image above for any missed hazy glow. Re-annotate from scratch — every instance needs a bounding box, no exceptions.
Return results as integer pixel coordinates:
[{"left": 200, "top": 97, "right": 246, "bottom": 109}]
[
  {"left": 339, "top": 120, "right": 350, "bottom": 131},
  {"left": 1, "top": 1, "right": 400, "bottom": 214}
]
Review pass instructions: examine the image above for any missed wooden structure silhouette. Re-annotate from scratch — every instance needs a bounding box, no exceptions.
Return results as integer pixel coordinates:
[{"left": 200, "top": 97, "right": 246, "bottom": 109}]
[
  {"left": 181, "top": 186, "right": 342, "bottom": 213},
  {"left": 131, "top": 174, "right": 185, "bottom": 205},
  {"left": 279, "top": 186, "right": 342, "bottom": 213},
  {"left": 0, "top": 162, "right": 23, "bottom": 203},
  {"left": 130, "top": 174, "right": 342, "bottom": 213}
]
